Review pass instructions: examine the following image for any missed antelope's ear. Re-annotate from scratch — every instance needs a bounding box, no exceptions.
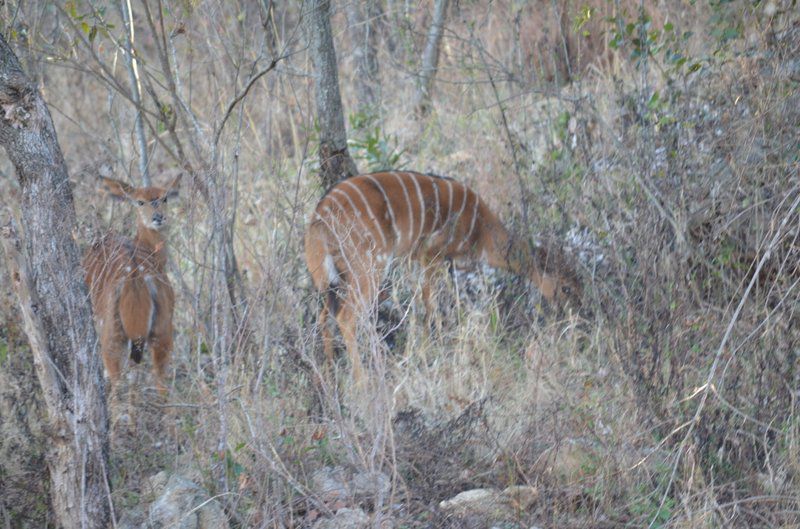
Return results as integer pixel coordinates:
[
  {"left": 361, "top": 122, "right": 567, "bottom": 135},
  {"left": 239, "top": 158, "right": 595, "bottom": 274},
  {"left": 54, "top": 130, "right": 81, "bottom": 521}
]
[
  {"left": 99, "top": 176, "right": 135, "bottom": 201},
  {"left": 165, "top": 173, "right": 182, "bottom": 199}
]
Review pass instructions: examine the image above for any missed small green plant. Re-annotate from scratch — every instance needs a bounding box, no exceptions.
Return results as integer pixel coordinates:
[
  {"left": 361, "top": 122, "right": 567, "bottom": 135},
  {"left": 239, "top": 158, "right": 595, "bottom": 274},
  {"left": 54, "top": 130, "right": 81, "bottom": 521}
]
[
  {"left": 348, "top": 112, "right": 404, "bottom": 171},
  {"left": 0, "top": 338, "right": 8, "bottom": 365},
  {"left": 309, "top": 432, "right": 336, "bottom": 466},
  {"left": 607, "top": 10, "right": 702, "bottom": 78},
  {"left": 630, "top": 484, "right": 675, "bottom": 528},
  {"left": 212, "top": 444, "right": 246, "bottom": 485}
]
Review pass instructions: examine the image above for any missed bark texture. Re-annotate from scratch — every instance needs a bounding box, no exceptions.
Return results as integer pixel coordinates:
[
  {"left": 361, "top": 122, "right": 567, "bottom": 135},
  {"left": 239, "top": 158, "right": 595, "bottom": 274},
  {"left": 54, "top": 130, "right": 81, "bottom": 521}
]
[
  {"left": 414, "top": 0, "right": 449, "bottom": 116},
  {"left": 305, "top": 0, "right": 358, "bottom": 189},
  {"left": 0, "top": 34, "right": 110, "bottom": 529}
]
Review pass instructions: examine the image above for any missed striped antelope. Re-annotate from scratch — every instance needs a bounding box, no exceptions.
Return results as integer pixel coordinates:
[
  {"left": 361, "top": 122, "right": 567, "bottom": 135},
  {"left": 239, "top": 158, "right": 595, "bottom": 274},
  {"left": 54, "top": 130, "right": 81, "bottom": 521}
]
[
  {"left": 304, "top": 170, "right": 581, "bottom": 382},
  {"left": 83, "top": 175, "right": 180, "bottom": 395}
]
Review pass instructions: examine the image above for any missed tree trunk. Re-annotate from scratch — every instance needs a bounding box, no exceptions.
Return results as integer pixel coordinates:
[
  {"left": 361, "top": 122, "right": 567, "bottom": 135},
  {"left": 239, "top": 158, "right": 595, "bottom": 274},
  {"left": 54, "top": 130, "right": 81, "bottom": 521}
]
[
  {"left": 413, "top": 0, "right": 449, "bottom": 116},
  {"left": 305, "top": 0, "right": 358, "bottom": 189},
  {"left": 118, "top": 0, "right": 150, "bottom": 186},
  {"left": 0, "top": 34, "right": 111, "bottom": 529},
  {"left": 346, "top": 0, "right": 381, "bottom": 113}
]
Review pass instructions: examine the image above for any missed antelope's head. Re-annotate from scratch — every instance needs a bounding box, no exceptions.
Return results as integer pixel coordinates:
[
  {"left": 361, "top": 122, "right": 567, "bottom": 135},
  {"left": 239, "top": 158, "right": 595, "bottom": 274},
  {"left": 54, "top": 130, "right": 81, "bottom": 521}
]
[
  {"left": 99, "top": 175, "right": 182, "bottom": 231},
  {"left": 542, "top": 268, "right": 583, "bottom": 309},
  {"left": 532, "top": 245, "right": 583, "bottom": 310}
]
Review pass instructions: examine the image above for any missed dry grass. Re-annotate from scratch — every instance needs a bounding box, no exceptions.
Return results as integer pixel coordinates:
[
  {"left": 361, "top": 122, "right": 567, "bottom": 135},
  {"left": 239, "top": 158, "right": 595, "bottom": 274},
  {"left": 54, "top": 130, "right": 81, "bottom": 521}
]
[{"left": 0, "top": 1, "right": 798, "bottom": 528}]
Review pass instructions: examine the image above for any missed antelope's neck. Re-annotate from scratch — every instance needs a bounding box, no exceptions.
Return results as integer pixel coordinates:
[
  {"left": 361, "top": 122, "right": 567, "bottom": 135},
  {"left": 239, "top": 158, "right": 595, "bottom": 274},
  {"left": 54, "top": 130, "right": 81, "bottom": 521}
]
[{"left": 134, "top": 225, "right": 168, "bottom": 271}]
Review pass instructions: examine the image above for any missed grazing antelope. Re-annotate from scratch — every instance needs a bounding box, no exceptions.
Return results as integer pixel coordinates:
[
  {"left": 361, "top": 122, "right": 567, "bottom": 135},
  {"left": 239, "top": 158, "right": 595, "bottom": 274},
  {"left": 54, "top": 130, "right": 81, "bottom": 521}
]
[
  {"left": 83, "top": 175, "right": 181, "bottom": 395},
  {"left": 304, "top": 170, "right": 581, "bottom": 382}
]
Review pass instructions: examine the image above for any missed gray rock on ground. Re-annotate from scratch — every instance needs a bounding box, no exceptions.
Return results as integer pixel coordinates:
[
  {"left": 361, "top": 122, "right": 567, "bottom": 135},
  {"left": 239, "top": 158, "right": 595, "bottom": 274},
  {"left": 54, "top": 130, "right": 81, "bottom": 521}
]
[
  {"left": 312, "top": 508, "right": 369, "bottom": 529},
  {"left": 118, "top": 472, "right": 229, "bottom": 529}
]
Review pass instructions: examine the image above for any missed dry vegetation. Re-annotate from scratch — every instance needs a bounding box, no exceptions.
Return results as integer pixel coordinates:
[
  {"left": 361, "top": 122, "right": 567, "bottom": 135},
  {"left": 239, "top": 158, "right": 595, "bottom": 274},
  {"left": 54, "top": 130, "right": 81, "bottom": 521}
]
[{"left": 0, "top": 1, "right": 799, "bottom": 528}]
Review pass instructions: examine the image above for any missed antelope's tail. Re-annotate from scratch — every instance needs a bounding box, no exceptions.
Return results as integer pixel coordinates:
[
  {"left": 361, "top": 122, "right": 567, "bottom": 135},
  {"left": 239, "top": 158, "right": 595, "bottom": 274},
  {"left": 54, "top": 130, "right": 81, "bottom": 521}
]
[{"left": 305, "top": 220, "right": 344, "bottom": 316}]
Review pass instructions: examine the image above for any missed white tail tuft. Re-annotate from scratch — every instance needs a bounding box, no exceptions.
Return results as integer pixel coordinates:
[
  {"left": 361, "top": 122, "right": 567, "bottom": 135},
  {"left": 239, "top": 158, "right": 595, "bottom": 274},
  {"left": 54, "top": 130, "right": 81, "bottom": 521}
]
[{"left": 323, "top": 254, "right": 339, "bottom": 285}]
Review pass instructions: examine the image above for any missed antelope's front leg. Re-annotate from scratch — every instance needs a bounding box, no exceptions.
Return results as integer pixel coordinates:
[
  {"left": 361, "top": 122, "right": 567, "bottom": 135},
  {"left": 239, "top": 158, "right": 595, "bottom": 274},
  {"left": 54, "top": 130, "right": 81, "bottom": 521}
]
[
  {"left": 99, "top": 318, "right": 126, "bottom": 389},
  {"left": 336, "top": 267, "right": 381, "bottom": 385}
]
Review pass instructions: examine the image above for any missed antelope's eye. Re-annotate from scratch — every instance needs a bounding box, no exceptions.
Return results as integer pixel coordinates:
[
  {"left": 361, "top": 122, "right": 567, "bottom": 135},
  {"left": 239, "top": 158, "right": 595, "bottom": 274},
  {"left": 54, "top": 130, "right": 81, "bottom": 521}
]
[
  {"left": 163, "top": 197, "right": 168, "bottom": 204},
  {"left": 137, "top": 200, "right": 145, "bottom": 206}
]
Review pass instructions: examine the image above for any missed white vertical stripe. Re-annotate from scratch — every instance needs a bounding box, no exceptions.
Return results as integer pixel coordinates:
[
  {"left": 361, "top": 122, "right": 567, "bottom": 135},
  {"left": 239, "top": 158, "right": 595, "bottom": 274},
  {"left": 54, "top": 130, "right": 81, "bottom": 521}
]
[
  {"left": 319, "top": 197, "right": 360, "bottom": 278},
  {"left": 458, "top": 190, "right": 480, "bottom": 251},
  {"left": 342, "top": 179, "right": 388, "bottom": 248},
  {"left": 325, "top": 194, "right": 368, "bottom": 247},
  {"left": 332, "top": 188, "right": 377, "bottom": 246},
  {"left": 332, "top": 188, "right": 361, "bottom": 217},
  {"left": 432, "top": 177, "right": 441, "bottom": 233},
  {"left": 390, "top": 172, "right": 414, "bottom": 245},
  {"left": 365, "top": 174, "right": 401, "bottom": 245},
  {"left": 448, "top": 181, "right": 469, "bottom": 247},
  {"left": 408, "top": 172, "right": 426, "bottom": 244},
  {"left": 445, "top": 179, "right": 454, "bottom": 222}
]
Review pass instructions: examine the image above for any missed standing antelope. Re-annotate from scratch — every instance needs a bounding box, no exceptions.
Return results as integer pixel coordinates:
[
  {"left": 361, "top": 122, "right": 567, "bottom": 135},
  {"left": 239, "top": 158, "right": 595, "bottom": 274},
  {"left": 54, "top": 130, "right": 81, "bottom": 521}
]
[
  {"left": 83, "top": 175, "right": 181, "bottom": 395},
  {"left": 304, "top": 170, "right": 581, "bottom": 382}
]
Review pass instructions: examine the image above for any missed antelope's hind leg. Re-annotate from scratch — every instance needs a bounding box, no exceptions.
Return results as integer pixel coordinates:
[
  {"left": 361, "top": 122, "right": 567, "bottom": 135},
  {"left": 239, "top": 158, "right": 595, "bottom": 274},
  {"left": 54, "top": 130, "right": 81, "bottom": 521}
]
[
  {"left": 318, "top": 291, "right": 335, "bottom": 372},
  {"left": 149, "top": 335, "right": 172, "bottom": 396},
  {"left": 149, "top": 309, "right": 173, "bottom": 397},
  {"left": 335, "top": 267, "right": 381, "bottom": 385},
  {"left": 420, "top": 256, "right": 451, "bottom": 335}
]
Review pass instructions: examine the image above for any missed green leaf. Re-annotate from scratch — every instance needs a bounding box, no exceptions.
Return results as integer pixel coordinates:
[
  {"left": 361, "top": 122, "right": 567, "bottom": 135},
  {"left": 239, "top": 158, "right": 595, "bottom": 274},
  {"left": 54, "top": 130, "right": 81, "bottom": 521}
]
[
  {"left": 647, "top": 91, "right": 660, "bottom": 110},
  {"left": 664, "top": 22, "right": 674, "bottom": 32},
  {"left": 721, "top": 27, "right": 740, "bottom": 42}
]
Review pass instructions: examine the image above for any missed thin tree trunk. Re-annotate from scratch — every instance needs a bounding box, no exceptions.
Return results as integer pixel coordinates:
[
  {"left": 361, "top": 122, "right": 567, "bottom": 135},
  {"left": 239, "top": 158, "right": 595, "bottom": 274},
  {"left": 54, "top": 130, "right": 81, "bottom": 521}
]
[
  {"left": 118, "top": 0, "right": 150, "bottom": 186},
  {"left": 413, "top": 0, "right": 449, "bottom": 116},
  {"left": 305, "top": 0, "right": 358, "bottom": 189},
  {"left": 0, "top": 34, "right": 111, "bottom": 529},
  {"left": 346, "top": 0, "right": 381, "bottom": 113}
]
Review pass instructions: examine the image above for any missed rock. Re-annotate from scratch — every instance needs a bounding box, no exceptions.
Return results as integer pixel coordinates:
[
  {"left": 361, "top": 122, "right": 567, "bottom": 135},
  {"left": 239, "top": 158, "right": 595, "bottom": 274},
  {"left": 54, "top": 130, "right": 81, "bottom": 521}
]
[
  {"left": 439, "top": 486, "right": 539, "bottom": 525},
  {"left": 312, "top": 466, "right": 350, "bottom": 503},
  {"left": 118, "top": 472, "right": 229, "bottom": 529},
  {"left": 312, "top": 508, "right": 369, "bottom": 529},
  {"left": 311, "top": 466, "right": 392, "bottom": 506},
  {"left": 352, "top": 470, "right": 391, "bottom": 501},
  {"left": 439, "top": 489, "right": 500, "bottom": 515}
]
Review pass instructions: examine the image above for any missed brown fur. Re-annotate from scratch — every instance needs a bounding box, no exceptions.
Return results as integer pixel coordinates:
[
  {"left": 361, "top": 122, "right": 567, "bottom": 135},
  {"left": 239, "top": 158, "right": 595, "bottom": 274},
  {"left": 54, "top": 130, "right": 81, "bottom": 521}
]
[
  {"left": 304, "top": 171, "right": 581, "bottom": 383},
  {"left": 83, "top": 175, "right": 180, "bottom": 395}
]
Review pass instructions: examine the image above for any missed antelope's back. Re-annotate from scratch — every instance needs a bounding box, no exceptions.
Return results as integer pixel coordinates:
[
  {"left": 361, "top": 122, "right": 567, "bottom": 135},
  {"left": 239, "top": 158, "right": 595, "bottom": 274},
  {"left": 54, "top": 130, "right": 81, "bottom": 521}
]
[{"left": 311, "top": 171, "right": 482, "bottom": 257}]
